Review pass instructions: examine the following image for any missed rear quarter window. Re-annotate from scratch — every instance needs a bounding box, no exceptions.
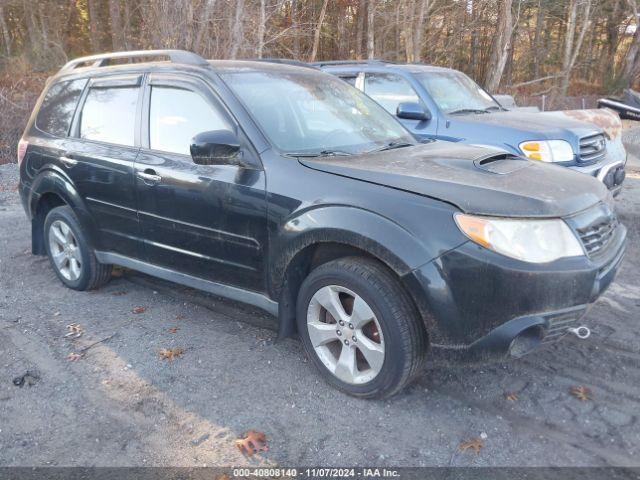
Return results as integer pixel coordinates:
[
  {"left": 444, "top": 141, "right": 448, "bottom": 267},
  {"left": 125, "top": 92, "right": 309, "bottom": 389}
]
[
  {"left": 79, "top": 86, "right": 139, "bottom": 146},
  {"left": 35, "top": 79, "right": 87, "bottom": 137}
]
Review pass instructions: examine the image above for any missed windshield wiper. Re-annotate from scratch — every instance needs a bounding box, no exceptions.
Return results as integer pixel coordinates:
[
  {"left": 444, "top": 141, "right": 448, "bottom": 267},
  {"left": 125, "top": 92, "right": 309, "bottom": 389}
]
[
  {"left": 284, "top": 149, "right": 353, "bottom": 158},
  {"left": 448, "top": 108, "right": 491, "bottom": 115},
  {"left": 485, "top": 105, "right": 504, "bottom": 112},
  {"left": 365, "top": 141, "right": 415, "bottom": 154}
]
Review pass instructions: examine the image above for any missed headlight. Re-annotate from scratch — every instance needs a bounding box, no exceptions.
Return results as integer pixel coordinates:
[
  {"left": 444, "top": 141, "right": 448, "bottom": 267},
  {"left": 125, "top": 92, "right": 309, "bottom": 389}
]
[
  {"left": 519, "top": 140, "right": 574, "bottom": 162},
  {"left": 455, "top": 213, "right": 584, "bottom": 263}
]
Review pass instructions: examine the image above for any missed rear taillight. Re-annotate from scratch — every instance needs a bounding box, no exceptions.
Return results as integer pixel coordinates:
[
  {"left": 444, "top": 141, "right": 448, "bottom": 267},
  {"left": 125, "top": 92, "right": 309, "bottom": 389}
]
[{"left": 17, "top": 138, "right": 28, "bottom": 166}]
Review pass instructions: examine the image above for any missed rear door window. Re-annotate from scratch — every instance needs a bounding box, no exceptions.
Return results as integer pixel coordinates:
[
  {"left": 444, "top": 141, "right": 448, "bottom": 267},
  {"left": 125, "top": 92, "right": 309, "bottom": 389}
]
[
  {"left": 79, "top": 86, "right": 139, "bottom": 146},
  {"left": 36, "top": 79, "right": 87, "bottom": 137},
  {"left": 364, "top": 73, "right": 420, "bottom": 115},
  {"left": 148, "top": 86, "right": 229, "bottom": 155}
]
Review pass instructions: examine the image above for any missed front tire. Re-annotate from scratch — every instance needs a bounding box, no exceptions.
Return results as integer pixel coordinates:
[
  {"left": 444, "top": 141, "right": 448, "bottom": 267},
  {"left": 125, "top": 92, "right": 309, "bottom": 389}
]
[
  {"left": 44, "top": 206, "right": 112, "bottom": 291},
  {"left": 296, "top": 257, "right": 427, "bottom": 398}
]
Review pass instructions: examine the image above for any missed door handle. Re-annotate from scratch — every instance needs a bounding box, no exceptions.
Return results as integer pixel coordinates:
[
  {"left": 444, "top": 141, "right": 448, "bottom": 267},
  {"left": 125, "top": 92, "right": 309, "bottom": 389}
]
[
  {"left": 59, "top": 155, "right": 77, "bottom": 168},
  {"left": 137, "top": 170, "right": 162, "bottom": 184}
]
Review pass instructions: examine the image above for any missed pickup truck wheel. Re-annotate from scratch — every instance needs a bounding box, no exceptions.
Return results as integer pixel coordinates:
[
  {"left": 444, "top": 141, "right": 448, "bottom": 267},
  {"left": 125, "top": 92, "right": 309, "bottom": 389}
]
[
  {"left": 44, "top": 206, "right": 112, "bottom": 291},
  {"left": 296, "top": 257, "right": 426, "bottom": 398}
]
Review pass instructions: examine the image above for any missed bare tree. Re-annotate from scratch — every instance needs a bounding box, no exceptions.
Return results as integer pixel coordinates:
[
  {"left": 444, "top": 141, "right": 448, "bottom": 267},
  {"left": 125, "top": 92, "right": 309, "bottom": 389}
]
[
  {"left": 619, "top": 0, "right": 640, "bottom": 89},
  {"left": 256, "top": 0, "right": 267, "bottom": 58},
  {"left": 0, "top": 6, "right": 11, "bottom": 56},
  {"left": 484, "top": 0, "right": 514, "bottom": 92},
  {"left": 309, "top": 0, "right": 329, "bottom": 61},
  {"left": 109, "top": 0, "right": 124, "bottom": 51},
  {"left": 229, "top": 0, "right": 245, "bottom": 59},
  {"left": 367, "top": 0, "right": 375, "bottom": 59},
  {"left": 195, "top": 0, "right": 217, "bottom": 52},
  {"left": 559, "top": 0, "right": 592, "bottom": 96}
]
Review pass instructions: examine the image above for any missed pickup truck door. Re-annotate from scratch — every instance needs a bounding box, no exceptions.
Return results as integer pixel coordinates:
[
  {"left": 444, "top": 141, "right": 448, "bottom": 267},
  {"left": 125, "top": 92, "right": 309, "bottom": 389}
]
[
  {"left": 362, "top": 72, "right": 438, "bottom": 141},
  {"left": 134, "top": 74, "right": 268, "bottom": 292}
]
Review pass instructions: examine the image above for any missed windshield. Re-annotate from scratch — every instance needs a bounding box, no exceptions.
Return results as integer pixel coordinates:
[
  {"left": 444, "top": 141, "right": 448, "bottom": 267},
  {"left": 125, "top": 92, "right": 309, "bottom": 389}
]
[
  {"left": 221, "top": 70, "right": 415, "bottom": 155},
  {"left": 417, "top": 71, "right": 501, "bottom": 114}
]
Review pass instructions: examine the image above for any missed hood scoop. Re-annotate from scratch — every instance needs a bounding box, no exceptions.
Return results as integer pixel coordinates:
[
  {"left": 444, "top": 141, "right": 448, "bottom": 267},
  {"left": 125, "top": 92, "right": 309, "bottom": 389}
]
[{"left": 473, "top": 153, "right": 530, "bottom": 174}]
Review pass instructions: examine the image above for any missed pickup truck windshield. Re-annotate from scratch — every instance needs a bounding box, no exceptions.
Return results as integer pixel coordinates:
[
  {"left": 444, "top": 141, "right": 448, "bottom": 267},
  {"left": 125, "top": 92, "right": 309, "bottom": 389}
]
[
  {"left": 221, "top": 71, "right": 415, "bottom": 155},
  {"left": 417, "top": 71, "right": 501, "bottom": 114}
]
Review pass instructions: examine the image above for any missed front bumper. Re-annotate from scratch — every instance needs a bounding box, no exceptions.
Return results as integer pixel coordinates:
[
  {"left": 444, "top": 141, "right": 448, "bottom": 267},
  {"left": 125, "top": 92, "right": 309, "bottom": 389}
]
[
  {"left": 404, "top": 221, "right": 627, "bottom": 361},
  {"left": 569, "top": 150, "right": 627, "bottom": 196}
]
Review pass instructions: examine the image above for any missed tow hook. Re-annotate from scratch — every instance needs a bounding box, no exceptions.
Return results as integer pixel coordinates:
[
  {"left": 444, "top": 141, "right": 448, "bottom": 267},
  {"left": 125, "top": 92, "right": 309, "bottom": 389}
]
[{"left": 568, "top": 326, "right": 591, "bottom": 339}]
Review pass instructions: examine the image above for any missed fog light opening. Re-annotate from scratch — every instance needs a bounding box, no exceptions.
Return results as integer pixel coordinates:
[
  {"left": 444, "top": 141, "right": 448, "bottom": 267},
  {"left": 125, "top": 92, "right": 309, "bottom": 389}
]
[{"left": 509, "top": 326, "right": 543, "bottom": 358}]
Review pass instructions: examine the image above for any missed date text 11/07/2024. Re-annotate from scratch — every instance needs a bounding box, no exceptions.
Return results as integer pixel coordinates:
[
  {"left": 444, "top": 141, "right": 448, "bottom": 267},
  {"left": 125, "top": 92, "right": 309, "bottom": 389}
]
[{"left": 231, "top": 468, "right": 401, "bottom": 478}]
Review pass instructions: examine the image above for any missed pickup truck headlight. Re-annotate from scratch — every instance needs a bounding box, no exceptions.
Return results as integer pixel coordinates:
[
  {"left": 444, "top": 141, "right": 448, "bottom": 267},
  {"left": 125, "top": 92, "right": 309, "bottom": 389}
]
[
  {"left": 455, "top": 213, "right": 584, "bottom": 263},
  {"left": 519, "top": 140, "right": 574, "bottom": 162}
]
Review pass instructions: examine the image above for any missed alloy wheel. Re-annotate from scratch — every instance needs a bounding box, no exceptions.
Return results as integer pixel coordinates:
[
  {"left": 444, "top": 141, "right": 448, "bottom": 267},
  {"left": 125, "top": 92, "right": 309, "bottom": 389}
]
[
  {"left": 306, "top": 285, "right": 385, "bottom": 384},
  {"left": 48, "top": 219, "right": 82, "bottom": 281}
]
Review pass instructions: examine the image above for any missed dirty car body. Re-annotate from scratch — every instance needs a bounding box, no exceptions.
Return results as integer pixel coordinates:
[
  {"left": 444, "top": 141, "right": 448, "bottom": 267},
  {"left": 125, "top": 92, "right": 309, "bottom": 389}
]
[
  {"left": 318, "top": 61, "right": 627, "bottom": 195},
  {"left": 18, "top": 51, "right": 627, "bottom": 397}
]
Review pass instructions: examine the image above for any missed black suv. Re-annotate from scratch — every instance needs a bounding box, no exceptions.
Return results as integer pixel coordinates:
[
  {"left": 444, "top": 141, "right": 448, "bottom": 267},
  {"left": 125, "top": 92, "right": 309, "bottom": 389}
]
[{"left": 18, "top": 50, "right": 626, "bottom": 398}]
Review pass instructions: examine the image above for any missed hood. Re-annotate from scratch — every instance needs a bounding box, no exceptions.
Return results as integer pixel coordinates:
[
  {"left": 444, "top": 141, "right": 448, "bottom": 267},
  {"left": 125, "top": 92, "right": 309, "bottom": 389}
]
[
  {"left": 454, "top": 110, "right": 600, "bottom": 139},
  {"left": 299, "top": 142, "right": 609, "bottom": 218}
]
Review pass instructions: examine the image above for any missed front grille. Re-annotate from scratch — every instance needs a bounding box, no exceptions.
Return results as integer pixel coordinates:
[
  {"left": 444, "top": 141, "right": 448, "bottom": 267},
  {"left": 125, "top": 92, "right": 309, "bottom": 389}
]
[
  {"left": 576, "top": 216, "right": 618, "bottom": 257},
  {"left": 579, "top": 133, "right": 606, "bottom": 163}
]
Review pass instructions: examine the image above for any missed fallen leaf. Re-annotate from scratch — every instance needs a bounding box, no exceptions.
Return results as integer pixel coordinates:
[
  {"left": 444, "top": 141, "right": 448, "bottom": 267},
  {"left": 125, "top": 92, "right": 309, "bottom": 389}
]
[
  {"left": 111, "top": 291, "right": 127, "bottom": 296},
  {"left": 158, "top": 348, "right": 184, "bottom": 361},
  {"left": 168, "top": 327, "right": 179, "bottom": 333},
  {"left": 235, "top": 430, "right": 268, "bottom": 456},
  {"left": 505, "top": 392, "right": 518, "bottom": 401},
  {"left": 570, "top": 386, "right": 592, "bottom": 401},
  {"left": 459, "top": 437, "right": 484, "bottom": 454},
  {"left": 176, "top": 314, "right": 185, "bottom": 320},
  {"left": 67, "top": 352, "right": 84, "bottom": 361},
  {"left": 132, "top": 306, "right": 146, "bottom": 314},
  {"left": 64, "top": 323, "right": 84, "bottom": 339}
]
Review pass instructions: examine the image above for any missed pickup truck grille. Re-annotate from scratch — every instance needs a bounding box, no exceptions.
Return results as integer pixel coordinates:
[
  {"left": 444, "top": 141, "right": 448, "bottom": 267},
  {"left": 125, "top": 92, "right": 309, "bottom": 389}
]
[
  {"left": 576, "top": 215, "right": 618, "bottom": 257},
  {"left": 579, "top": 133, "right": 606, "bottom": 163}
]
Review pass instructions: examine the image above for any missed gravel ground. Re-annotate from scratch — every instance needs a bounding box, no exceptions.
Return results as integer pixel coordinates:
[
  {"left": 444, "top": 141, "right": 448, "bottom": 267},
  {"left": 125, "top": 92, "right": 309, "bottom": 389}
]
[{"left": 1, "top": 157, "right": 640, "bottom": 468}]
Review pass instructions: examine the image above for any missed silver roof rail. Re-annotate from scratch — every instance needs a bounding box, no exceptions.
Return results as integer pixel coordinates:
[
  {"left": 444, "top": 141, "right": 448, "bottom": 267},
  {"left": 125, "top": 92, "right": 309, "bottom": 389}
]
[{"left": 60, "top": 49, "right": 210, "bottom": 72}]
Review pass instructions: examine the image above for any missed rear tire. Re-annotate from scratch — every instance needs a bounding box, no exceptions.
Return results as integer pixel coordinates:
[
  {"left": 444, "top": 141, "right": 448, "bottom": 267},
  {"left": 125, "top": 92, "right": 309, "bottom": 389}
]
[
  {"left": 296, "top": 257, "right": 427, "bottom": 398},
  {"left": 44, "top": 206, "right": 112, "bottom": 291}
]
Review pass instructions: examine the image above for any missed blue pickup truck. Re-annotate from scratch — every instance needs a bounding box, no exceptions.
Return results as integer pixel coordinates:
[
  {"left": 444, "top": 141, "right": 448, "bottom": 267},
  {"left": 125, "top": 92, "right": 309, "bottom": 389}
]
[{"left": 317, "top": 61, "right": 627, "bottom": 195}]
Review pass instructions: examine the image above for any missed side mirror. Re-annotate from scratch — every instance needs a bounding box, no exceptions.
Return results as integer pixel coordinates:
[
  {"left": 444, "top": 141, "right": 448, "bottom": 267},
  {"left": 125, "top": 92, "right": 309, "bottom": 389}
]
[
  {"left": 190, "top": 130, "right": 242, "bottom": 166},
  {"left": 397, "top": 102, "right": 431, "bottom": 121}
]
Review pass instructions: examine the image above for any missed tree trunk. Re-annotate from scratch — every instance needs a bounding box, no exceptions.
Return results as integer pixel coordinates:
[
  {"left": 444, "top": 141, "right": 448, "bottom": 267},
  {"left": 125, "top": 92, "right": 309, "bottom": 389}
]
[
  {"left": 256, "top": 0, "right": 266, "bottom": 58},
  {"left": 484, "top": 0, "right": 513, "bottom": 92},
  {"left": 403, "top": 0, "right": 416, "bottom": 63},
  {"left": 109, "top": 0, "right": 124, "bottom": 51},
  {"left": 356, "top": 0, "right": 364, "bottom": 59},
  {"left": 413, "top": 0, "right": 430, "bottom": 62},
  {"left": 292, "top": 0, "right": 300, "bottom": 58},
  {"left": 309, "top": 0, "right": 329, "bottom": 61},
  {"left": 560, "top": 0, "right": 592, "bottom": 96},
  {"left": 0, "top": 6, "right": 11, "bottom": 56},
  {"left": 367, "top": 0, "right": 375, "bottom": 59},
  {"left": 618, "top": 1, "right": 640, "bottom": 88},
  {"left": 229, "top": 0, "right": 245, "bottom": 59},
  {"left": 195, "top": 0, "right": 217, "bottom": 53},
  {"left": 87, "top": 0, "right": 101, "bottom": 52},
  {"left": 531, "top": 0, "right": 544, "bottom": 78}
]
